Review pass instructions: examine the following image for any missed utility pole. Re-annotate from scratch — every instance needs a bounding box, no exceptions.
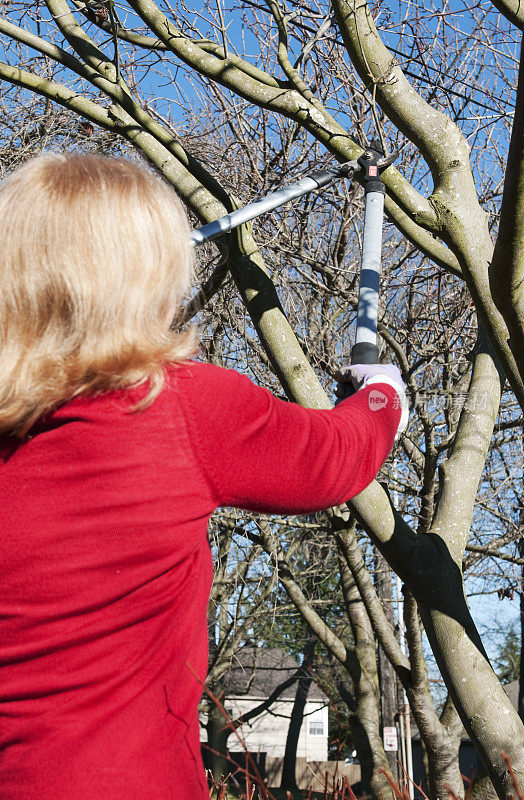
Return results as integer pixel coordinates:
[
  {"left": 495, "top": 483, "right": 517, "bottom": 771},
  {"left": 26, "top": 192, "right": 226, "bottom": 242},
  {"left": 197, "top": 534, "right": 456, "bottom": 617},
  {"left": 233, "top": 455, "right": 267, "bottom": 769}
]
[
  {"left": 375, "top": 548, "right": 400, "bottom": 783},
  {"left": 392, "top": 466, "right": 413, "bottom": 798},
  {"left": 396, "top": 574, "right": 414, "bottom": 799}
]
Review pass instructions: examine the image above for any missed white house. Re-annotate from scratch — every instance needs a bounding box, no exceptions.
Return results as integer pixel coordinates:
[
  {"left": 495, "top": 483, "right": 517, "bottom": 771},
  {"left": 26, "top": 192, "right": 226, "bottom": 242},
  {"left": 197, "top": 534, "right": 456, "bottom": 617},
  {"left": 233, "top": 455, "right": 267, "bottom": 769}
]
[
  {"left": 200, "top": 647, "right": 362, "bottom": 790},
  {"left": 228, "top": 648, "right": 328, "bottom": 761},
  {"left": 201, "top": 647, "right": 329, "bottom": 762}
]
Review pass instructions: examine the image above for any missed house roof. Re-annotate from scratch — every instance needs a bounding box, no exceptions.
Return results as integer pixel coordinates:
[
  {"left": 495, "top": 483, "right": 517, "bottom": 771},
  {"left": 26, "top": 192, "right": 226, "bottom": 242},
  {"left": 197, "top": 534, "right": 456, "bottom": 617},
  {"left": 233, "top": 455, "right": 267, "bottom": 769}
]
[
  {"left": 222, "top": 647, "right": 328, "bottom": 702},
  {"left": 504, "top": 680, "right": 519, "bottom": 710}
]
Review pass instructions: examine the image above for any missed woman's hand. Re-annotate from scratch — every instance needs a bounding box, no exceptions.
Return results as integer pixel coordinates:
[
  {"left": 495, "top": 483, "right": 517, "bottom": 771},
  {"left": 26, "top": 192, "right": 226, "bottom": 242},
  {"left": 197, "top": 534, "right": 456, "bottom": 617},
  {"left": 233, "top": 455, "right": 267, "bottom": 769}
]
[{"left": 335, "top": 364, "right": 409, "bottom": 437}]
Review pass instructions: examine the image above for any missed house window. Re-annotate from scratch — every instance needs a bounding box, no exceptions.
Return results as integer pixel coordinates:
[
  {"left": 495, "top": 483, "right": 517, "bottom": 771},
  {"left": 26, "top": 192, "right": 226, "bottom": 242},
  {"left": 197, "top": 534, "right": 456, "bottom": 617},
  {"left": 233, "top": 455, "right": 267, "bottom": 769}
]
[{"left": 308, "top": 708, "right": 325, "bottom": 737}]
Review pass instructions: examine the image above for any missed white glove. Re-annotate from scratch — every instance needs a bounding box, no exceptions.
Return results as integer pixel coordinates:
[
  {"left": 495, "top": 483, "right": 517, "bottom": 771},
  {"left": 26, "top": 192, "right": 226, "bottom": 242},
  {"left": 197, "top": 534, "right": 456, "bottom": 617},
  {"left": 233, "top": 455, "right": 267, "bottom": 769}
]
[{"left": 335, "top": 364, "right": 409, "bottom": 438}]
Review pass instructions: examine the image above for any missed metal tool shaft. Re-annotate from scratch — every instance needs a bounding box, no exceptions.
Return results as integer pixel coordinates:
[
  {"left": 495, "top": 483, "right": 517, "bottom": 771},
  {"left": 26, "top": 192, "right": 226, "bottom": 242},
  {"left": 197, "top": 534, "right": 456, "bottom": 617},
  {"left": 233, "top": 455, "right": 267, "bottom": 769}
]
[
  {"left": 190, "top": 162, "right": 356, "bottom": 247},
  {"left": 351, "top": 143, "right": 389, "bottom": 365},
  {"left": 353, "top": 189, "right": 384, "bottom": 359}
]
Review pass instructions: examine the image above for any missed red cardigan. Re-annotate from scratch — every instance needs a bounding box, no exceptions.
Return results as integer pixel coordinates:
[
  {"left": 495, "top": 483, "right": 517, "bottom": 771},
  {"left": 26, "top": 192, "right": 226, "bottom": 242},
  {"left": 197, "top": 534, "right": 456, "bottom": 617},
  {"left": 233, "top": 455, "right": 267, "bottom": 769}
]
[{"left": 0, "top": 361, "right": 400, "bottom": 800}]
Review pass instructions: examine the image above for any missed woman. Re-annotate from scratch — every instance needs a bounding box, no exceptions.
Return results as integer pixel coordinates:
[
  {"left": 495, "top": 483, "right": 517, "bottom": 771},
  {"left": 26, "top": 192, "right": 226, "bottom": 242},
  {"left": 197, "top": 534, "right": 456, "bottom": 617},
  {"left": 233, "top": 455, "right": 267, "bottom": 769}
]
[{"left": 0, "top": 153, "right": 406, "bottom": 800}]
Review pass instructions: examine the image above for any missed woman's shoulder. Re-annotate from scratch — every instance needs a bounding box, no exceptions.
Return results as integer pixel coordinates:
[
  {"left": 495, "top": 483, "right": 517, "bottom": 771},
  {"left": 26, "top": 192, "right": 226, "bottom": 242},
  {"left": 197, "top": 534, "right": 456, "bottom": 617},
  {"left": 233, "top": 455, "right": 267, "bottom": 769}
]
[
  {"left": 164, "top": 359, "right": 245, "bottom": 388},
  {"left": 163, "top": 360, "right": 264, "bottom": 412}
]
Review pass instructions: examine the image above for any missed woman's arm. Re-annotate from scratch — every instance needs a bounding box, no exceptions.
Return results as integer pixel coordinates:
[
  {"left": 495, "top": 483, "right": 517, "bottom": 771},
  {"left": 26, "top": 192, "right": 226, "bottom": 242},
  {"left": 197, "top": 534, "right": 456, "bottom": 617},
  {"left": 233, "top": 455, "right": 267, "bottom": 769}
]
[{"left": 177, "top": 362, "right": 401, "bottom": 514}]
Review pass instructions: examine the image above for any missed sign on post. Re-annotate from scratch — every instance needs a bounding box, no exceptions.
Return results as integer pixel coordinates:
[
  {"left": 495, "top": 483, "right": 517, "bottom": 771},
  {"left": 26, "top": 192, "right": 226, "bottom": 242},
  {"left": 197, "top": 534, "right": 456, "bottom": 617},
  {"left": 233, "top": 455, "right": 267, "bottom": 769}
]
[{"left": 383, "top": 726, "right": 398, "bottom": 752}]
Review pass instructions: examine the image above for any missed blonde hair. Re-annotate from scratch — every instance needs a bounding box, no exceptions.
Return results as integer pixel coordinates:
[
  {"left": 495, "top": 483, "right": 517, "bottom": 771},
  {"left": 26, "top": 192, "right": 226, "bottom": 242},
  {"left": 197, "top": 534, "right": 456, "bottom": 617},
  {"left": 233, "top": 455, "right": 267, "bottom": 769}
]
[{"left": 0, "top": 152, "right": 197, "bottom": 437}]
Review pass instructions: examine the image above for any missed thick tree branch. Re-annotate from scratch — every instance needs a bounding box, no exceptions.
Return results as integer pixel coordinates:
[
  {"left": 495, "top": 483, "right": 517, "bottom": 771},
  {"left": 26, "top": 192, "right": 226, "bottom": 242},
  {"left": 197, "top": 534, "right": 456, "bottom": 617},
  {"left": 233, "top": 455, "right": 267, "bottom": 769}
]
[
  {"left": 430, "top": 325, "right": 505, "bottom": 563},
  {"left": 127, "top": 0, "right": 293, "bottom": 103},
  {"left": 332, "top": 518, "right": 410, "bottom": 680},
  {"left": 72, "top": 0, "right": 167, "bottom": 49},
  {"left": 489, "top": 39, "right": 524, "bottom": 386},
  {"left": 489, "top": 0, "right": 524, "bottom": 30},
  {"left": 330, "top": 0, "right": 472, "bottom": 206},
  {"left": 0, "top": 16, "right": 102, "bottom": 79},
  {"left": 384, "top": 194, "right": 461, "bottom": 276},
  {"left": 0, "top": 61, "right": 114, "bottom": 129},
  {"left": 404, "top": 593, "right": 464, "bottom": 800},
  {"left": 266, "top": 0, "right": 322, "bottom": 105},
  {"left": 45, "top": 0, "right": 122, "bottom": 83}
]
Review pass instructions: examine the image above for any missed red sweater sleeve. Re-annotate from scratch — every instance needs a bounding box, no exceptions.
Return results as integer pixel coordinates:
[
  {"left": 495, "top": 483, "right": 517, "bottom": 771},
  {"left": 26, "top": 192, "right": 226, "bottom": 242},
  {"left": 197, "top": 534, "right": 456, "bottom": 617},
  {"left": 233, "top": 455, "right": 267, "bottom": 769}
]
[{"left": 177, "top": 362, "right": 400, "bottom": 514}]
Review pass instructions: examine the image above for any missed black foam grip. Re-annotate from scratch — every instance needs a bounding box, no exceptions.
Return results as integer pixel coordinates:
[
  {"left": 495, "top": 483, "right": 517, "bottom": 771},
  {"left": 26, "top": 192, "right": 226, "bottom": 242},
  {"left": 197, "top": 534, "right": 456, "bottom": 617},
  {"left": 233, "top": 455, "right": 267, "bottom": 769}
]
[
  {"left": 310, "top": 166, "right": 340, "bottom": 188},
  {"left": 351, "top": 342, "right": 380, "bottom": 365},
  {"left": 364, "top": 181, "right": 386, "bottom": 195}
]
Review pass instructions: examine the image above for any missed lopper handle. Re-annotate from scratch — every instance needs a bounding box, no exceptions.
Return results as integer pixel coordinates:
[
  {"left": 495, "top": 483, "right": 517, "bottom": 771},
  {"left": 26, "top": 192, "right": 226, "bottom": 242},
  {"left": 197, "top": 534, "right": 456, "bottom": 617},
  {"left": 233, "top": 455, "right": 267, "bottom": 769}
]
[
  {"left": 352, "top": 186, "right": 385, "bottom": 365},
  {"left": 350, "top": 141, "right": 392, "bottom": 366},
  {"left": 191, "top": 161, "right": 357, "bottom": 247}
]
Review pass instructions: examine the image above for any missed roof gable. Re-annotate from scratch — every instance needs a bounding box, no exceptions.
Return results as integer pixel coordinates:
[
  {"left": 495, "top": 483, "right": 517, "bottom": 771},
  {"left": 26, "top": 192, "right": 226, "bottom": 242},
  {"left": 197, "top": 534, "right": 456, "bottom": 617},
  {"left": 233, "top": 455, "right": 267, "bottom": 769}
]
[{"left": 221, "top": 647, "right": 328, "bottom": 701}]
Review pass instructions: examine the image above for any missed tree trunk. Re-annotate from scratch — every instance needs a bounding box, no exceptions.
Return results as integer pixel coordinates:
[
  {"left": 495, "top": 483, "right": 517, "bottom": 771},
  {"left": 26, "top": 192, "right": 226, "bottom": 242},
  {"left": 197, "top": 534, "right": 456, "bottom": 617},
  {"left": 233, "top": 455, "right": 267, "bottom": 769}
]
[
  {"left": 419, "top": 601, "right": 524, "bottom": 800},
  {"left": 519, "top": 529, "right": 524, "bottom": 723},
  {"left": 374, "top": 549, "right": 400, "bottom": 783},
  {"left": 337, "top": 548, "right": 397, "bottom": 800},
  {"left": 206, "top": 698, "right": 231, "bottom": 783},
  {"left": 337, "top": 679, "right": 395, "bottom": 800},
  {"left": 280, "top": 637, "right": 316, "bottom": 790}
]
